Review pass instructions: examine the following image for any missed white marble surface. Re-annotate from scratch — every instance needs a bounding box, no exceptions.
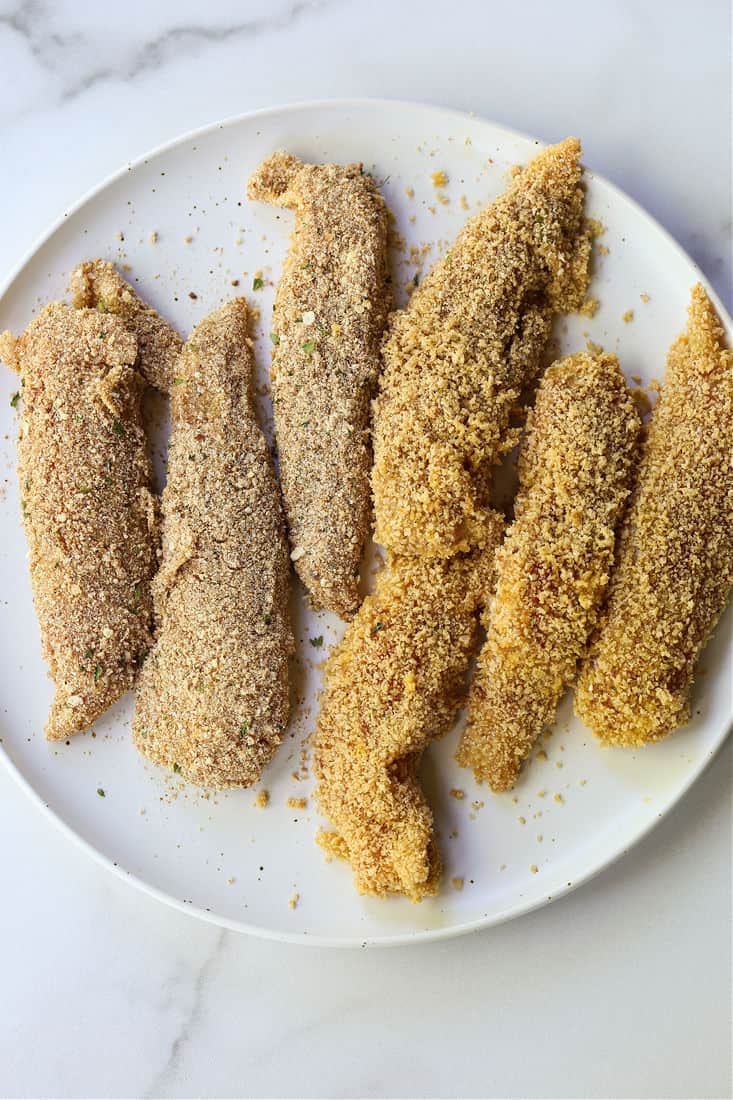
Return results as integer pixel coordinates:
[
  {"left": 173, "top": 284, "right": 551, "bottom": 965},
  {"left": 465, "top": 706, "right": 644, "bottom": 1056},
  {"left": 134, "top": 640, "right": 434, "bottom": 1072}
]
[{"left": 0, "top": 1, "right": 731, "bottom": 1097}]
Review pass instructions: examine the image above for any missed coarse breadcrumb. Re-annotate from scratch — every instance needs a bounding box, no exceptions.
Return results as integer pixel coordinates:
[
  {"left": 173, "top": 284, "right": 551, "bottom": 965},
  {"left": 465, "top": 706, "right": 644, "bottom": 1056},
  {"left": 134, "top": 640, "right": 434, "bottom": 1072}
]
[
  {"left": 133, "top": 299, "right": 293, "bottom": 788},
  {"left": 575, "top": 284, "right": 733, "bottom": 745},
  {"left": 0, "top": 304, "right": 157, "bottom": 740},
  {"left": 247, "top": 152, "right": 390, "bottom": 618},
  {"left": 372, "top": 138, "right": 592, "bottom": 557},
  {"left": 71, "top": 259, "right": 183, "bottom": 393},
  {"left": 457, "top": 351, "right": 640, "bottom": 790},
  {"left": 313, "top": 519, "right": 503, "bottom": 901}
]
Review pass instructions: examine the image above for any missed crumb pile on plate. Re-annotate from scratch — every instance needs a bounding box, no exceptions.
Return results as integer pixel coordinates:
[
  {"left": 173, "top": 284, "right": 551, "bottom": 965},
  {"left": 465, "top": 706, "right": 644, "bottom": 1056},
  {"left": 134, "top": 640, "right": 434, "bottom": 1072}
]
[{"left": 2, "top": 137, "right": 732, "bottom": 903}]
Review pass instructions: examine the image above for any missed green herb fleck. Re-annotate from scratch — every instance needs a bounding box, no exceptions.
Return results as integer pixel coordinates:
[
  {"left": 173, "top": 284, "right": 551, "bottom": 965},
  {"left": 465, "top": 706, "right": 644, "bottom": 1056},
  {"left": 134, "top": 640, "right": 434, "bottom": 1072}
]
[
  {"left": 173, "top": 762, "right": 182, "bottom": 774},
  {"left": 302, "top": 340, "right": 316, "bottom": 357},
  {"left": 370, "top": 622, "right": 384, "bottom": 637},
  {"left": 133, "top": 582, "right": 142, "bottom": 603},
  {"left": 84, "top": 647, "right": 94, "bottom": 660},
  {"left": 263, "top": 613, "right": 271, "bottom": 625},
  {"left": 270, "top": 332, "right": 280, "bottom": 345},
  {"left": 253, "top": 276, "right": 265, "bottom": 291},
  {"left": 96, "top": 300, "right": 109, "bottom": 313},
  {"left": 239, "top": 720, "right": 250, "bottom": 738},
  {"left": 173, "top": 376, "right": 184, "bottom": 385},
  {"left": 112, "top": 419, "right": 125, "bottom": 437},
  {"left": 10, "top": 391, "right": 20, "bottom": 409},
  {"left": 93, "top": 663, "right": 103, "bottom": 683},
  {"left": 134, "top": 648, "right": 148, "bottom": 668},
  {"left": 97, "top": 788, "right": 105, "bottom": 797},
  {"left": 309, "top": 636, "right": 323, "bottom": 648}
]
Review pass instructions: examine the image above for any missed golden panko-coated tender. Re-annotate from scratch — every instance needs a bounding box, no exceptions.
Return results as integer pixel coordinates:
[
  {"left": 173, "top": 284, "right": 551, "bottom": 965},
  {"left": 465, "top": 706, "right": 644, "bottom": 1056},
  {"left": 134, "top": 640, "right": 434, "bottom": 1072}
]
[
  {"left": 575, "top": 285, "right": 733, "bottom": 745},
  {"left": 132, "top": 299, "right": 293, "bottom": 788},
  {"left": 71, "top": 259, "right": 183, "bottom": 393},
  {"left": 248, "top": 152, "right": 391, "bottom": 619},
  {"left": 457, "top": 351, "right": 640, "bottom": 790},
  {"left": 372, "top": 138, "right": 593, "bottom": 558},
  {"left": 314, "top": 518, "right": 503, "bottom": 901},
  {"left": 0, "top": 304, "right": 157, "bottom": 740}
]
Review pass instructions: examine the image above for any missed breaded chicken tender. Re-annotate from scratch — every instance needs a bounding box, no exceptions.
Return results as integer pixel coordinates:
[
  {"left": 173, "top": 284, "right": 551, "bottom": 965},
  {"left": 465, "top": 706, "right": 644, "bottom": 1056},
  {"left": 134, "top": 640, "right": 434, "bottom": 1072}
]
[
  {"left": 457, "top": 352, "right": 640, "bottom": 790},
  {"left": 0, "top": 304, "right": 157, "bottom": 740},
  {"left": 372, "top": 138, "right": 593, "bottom": 558},
  {"left": 71, "top": 259, "right": 183, "bottom": 392},
  {"left": 314, "top": 515, "right": 503, "bottom": 900},
  {"left": 132, "top": 299, "right": 293, "bottom": 788},
  {"left": 576, "top": 285, "right": 733, "bottom": 745},
  {"left": 248, "top": 152, "right": 390, "bottom": 618}
]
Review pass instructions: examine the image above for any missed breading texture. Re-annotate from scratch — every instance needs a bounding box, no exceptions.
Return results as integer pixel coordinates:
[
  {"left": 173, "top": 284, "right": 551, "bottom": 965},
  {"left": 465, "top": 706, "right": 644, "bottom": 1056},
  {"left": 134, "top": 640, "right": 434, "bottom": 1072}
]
[
  {"left": 372, "top": 138, "right": 593, "bottom": 558},
  {"left": 575, "top": 285, "right": 733, "bottom": 745},
  {"left": 457, "top": 351, "right": 640, "bottom": 790},
  {"left": 313, "top": 516, "right": 503, "bottom": 900},
  {"left": 248, "top": 152, "right": 391, "bottom": 619},
  {"left": 71, "top": 259, "right": 183, "bottom": 392},
  {"left": 0, "top": 304, "right": 157, "bottom": 740},
  {"left": 132, "top": 299, "right": 293, "bottom": 788}
]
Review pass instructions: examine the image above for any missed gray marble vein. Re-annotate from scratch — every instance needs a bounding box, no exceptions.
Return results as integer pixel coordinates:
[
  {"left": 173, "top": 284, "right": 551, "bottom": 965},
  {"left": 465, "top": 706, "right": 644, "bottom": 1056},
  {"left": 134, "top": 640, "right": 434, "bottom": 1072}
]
[{"left": 143, "top": 927, "right": 229, "bottom": 1099}]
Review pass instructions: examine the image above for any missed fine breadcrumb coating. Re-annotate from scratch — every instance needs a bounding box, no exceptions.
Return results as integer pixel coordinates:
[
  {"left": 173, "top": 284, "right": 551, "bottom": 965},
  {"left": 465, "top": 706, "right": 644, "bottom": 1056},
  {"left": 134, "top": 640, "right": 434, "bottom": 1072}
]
[
  {"left": 0, "top": 304, "right": 157, "bottom": 740},
  {"left": 71, "top": 259, "right": 183, "bottom": 392},
  {"left": 372, "top": 138, "right": 592, "bottom": 557},
  {"left": 248, "top": 152, "right": 390, "bottom": 618},
  {"left": 132, "top": 299, "right": 293, "bottom": 788},
  {"left": 457, "top": 351, "right": 640, "bottom": 790},
  {"left": 313, "top": 515, "right": 503, "bottom": 900},
  {"left": 575, "top": 285, "right": 733, "bottom": 745}
]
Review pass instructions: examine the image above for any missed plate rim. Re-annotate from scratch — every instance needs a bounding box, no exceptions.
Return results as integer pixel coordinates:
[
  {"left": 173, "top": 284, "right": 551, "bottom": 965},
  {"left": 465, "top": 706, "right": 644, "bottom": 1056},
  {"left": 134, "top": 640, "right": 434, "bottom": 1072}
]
[{"left": 1, "top": 97, "right": 731, "bottom": 948}]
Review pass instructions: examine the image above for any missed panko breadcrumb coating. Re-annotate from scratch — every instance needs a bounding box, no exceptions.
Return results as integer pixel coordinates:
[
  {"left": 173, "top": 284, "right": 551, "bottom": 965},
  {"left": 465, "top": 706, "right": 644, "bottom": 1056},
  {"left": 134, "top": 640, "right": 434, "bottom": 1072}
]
[
  {"left": 314, "top": 515, "right": 503, "bottom": 900},
  {"left": 575, "top": 285, "right": 733, "bottom": 745},
  {"left": 132, "top": 299, "right": 293, "bottom": 788},
  {"left": 0, "top": 304, "right": 157, "bottom": 740},
  {"left": 71, "top": 259, "right": 183, "bottom": 392},
  {"left": 248, "top": 152, "right": 390, "bottom": 618},
  {"left": 457, "top": 351, "right": 640, "bottom": 790},
  {"left": 372, "top": 138, "right": 593, "bottom": 557}
]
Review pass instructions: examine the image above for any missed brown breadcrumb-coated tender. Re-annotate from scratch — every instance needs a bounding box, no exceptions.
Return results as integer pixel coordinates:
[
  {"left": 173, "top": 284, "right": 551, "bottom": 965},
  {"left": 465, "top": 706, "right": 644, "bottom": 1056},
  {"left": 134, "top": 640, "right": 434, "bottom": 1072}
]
[
  {"left": 0, "top": 304, "right": 157, "bottom": 740},
  {"left": 132, "top": 299, "right": 293, "bottom": 788},
  {"left": 247, "top": 152, "right": 390, "bottom": 618},
  {"left": 372, "top": 138, "right": 593, "bottom": 558},
  {"left": 313, "top": 516, "right": 503, "bottom": 901},
  {"left": 457, "top": 351, "right": 640, "bottom": 790},
  {"left": 575, "top": 285, "right": 733, "bottom": 745},
  {"left": 71, "top": 259, "right": 183, "bottom": 393}
]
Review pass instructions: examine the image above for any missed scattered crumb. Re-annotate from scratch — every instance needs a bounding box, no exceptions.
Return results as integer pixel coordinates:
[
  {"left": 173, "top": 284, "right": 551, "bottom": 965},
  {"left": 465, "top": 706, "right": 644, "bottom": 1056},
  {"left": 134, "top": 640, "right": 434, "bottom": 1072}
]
[
  {"left": 537, "top": 789, "right": 547, "bottom": 798},
  {"left": 450, "top": 788, "right": 465, "bottom": 800},
  {"left": 431, "top": 170, "right": 448, "bottom": 187},
  {"left": 597, "top": 243, "right": 610, "bottom": 256},
  {"left": 555, "top": 761, "right": 563, "bottom": 769},
  {"left": 149, "top": 231, "right": 158, "bottom": 244},
  {"left": 287, "top": 797, "right": 307, "bottom": 809},
  {"left": 460, "top": 194, "right": 469, "bottom": 211},
  {"left": 580, "top": 297, "right": 599, "bottom": 317},
  {"left": 536, "top": 749, "right": 547, "bottom": 761},
  {"left": 227, "top": 876, "right": 236, "bottom": 885},
  {"left": 536, "top": 834, "right": 543, "bottom": 843},
  {"left": 288, "top": 892, "right": 299, "bottom": 910},
  {"left": 640, "top": 291, "right": 650, "bottom": 303},
  {"left": 518, "top": 816, "right": 526, "bottom": 825},
  {"left": 579, "top": 778, "right": 587, "bottom": 786},
  {"left": 255, "top": 789, "right": 269, "bottom": 808},
  {"left": 451, "top": 877, "right": 464, "bottom": 891},
  {"left": 405, "top": 187, "right": 415, "bottom": 199},
  {"left": 499, "top": 863, "right": 506, "bottom": 871},
  {"left": 530, "top": 864, "right": 539, "bottom": 874},
  {"left": 622, "top": 309, "right": 634, "bottom": 323},
  {"left": 114, "top": 231, "right": 124, "bottom": 242},
  {"left": 184, "top": 235, "right": 193, "bottom": 244},
  {"left": 553, "top": 793, "right": 564, "bottom": 804}
]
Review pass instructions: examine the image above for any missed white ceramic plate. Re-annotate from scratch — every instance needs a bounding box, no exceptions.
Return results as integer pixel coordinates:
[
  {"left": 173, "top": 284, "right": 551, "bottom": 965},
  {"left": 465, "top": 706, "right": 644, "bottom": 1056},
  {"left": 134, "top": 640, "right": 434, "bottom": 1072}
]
[{"left": 0, "top": 100, "right": 730, "bottom": 947}]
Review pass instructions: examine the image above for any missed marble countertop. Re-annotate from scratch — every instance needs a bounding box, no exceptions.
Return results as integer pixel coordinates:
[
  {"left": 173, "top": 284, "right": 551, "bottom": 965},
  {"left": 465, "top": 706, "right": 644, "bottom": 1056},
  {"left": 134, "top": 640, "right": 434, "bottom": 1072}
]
[{"left": 0, "top": 1, "right": 730, "bottom": 1097}]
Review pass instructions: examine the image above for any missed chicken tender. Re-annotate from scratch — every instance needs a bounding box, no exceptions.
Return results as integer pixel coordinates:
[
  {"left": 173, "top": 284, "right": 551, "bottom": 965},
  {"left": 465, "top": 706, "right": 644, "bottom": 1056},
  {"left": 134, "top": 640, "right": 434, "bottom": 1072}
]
[
  {"left": 457, "top": 352, "right": 640, "bottom": 790},
  {"left": 575, "top": 285, "right": 733, "bottom": 745},
  {"left": 314, "top": 516, "right": 503, "bottom": 900},
  {"left": 372, "top": 138, "right": 593, "bottom": 558},
  {"left": 0, "top": 304, "right": 157, "bottom": 740},
  {"left": 71, "top": 259, "right": 183, "bottom": 392},
  {"left": 132, "top": 299, "right": 293, "bottom": 788},
  {"left": 248, "top": 152, "right": 390, "bottom": 618}
]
